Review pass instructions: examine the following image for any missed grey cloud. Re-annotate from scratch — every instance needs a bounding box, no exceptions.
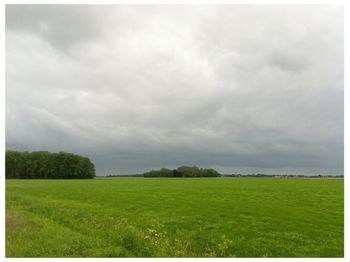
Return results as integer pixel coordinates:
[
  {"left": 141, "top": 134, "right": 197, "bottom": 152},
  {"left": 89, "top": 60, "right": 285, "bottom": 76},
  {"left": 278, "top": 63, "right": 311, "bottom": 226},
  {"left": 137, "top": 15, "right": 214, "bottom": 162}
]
[
  {"left": 6, "top": 5, "right": 115, "bottom": 52},
  {"left": 6, "top": 5, "right": 343, "bottom": 175}
]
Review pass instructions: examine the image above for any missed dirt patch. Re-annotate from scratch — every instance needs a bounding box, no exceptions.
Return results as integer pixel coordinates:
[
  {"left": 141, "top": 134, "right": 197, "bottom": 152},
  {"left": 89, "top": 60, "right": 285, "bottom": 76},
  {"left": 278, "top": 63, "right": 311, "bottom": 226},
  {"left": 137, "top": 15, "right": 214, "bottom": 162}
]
[{"left": 6, "top": 211, "right": 27, "bottom": 228}]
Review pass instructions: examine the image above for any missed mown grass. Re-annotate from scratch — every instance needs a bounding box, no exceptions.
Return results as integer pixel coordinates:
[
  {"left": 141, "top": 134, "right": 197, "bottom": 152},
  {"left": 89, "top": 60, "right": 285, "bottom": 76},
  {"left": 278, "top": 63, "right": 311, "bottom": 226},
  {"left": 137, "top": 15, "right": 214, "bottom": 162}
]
[{"left": 6, "top": 178, "right": 343, "bottom": 257}]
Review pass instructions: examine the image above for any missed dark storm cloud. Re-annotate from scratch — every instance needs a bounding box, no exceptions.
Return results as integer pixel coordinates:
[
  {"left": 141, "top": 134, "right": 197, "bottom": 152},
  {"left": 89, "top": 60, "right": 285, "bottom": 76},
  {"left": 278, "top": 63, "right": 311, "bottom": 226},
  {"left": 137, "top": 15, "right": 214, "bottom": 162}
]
[{"left": 6, "top": 5, "right": 343, "bottom": 175}]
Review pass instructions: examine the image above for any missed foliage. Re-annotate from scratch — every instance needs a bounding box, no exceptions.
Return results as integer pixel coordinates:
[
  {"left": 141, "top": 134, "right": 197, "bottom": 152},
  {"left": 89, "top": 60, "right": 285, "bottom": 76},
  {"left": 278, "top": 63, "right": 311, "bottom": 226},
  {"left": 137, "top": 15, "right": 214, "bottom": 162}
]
[
  {"left": 143, "top": 166, "right": 221, "bottom": 177},
  {"left": 6, "top": 150, "right": 95, "bottom": 179}
]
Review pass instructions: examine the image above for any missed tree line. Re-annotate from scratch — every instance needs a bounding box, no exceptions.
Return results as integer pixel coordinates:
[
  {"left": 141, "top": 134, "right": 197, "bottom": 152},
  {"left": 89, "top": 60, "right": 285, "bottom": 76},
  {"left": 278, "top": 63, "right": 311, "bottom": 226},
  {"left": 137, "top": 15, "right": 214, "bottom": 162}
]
[
  {"left": 6, "top": 151, "right": 95, "bottom": 179},
  {"left": 143, "top": 166, "right": 221, "bottom": 178}
]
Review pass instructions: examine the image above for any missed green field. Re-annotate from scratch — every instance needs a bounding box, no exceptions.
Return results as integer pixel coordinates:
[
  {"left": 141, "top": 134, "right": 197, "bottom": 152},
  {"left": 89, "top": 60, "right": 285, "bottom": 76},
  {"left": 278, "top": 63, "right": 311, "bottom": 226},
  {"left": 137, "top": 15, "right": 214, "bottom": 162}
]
[{"left": 6, "top": 178, "right": 344, "bottom": 257}]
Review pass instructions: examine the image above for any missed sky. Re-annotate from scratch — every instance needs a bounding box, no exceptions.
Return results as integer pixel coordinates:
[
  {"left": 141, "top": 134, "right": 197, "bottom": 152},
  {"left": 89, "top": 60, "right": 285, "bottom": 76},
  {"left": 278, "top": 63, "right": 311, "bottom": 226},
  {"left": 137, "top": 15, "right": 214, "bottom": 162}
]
[{"left": 6, "top": 5, "right": 344, "bottom": 175}]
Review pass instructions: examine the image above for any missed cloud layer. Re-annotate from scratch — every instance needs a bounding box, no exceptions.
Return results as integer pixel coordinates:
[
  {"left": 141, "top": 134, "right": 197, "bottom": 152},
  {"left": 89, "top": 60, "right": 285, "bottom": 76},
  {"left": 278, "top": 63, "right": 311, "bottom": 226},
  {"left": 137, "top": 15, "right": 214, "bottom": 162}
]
[{"left": 6, "top": 5, "right": 344, "bottom": 175}]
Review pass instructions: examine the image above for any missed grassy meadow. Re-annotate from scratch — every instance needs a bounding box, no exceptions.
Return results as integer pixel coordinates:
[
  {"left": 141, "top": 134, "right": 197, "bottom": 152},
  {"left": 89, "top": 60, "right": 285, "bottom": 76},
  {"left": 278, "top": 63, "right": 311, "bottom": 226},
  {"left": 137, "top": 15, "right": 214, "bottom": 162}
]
[{"left": 6, "top": 178, "right": 343, "bottom": 257}]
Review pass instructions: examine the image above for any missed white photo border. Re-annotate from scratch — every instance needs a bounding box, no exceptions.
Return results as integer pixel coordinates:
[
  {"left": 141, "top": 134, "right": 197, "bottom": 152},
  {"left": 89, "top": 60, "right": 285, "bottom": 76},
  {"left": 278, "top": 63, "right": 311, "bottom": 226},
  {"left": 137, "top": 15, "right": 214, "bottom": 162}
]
[{"left": 0, "top": 1, "right": 348, "bottom": 261}]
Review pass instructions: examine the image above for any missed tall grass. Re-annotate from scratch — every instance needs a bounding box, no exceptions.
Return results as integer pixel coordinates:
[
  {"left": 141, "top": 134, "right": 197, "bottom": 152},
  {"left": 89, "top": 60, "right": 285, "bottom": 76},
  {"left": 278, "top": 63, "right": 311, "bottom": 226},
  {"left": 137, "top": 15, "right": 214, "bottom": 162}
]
[{"left": 6, "top": 178, "right": 344, "bottom": 257}]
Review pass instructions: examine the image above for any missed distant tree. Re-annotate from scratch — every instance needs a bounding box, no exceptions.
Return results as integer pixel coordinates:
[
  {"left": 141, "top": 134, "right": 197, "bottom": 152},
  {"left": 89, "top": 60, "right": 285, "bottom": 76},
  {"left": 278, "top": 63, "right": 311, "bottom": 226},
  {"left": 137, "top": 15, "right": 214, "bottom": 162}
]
[
  {"left": 143, "top": 166, "right": 221, "bottom": 178},
  {"left": 5, "top": 151, "right": 95, "bottom": 179},
  {"left": 202, "top": 168, "right": 220, "bottom": 177},
  {"left": 172, "top": 169, "right": 183, "bottom": 177},
  {"left": 177, "top": 166, "right": 201, "bottom": 177},
  {"left": 5, "top": 151, "right": 22, "bottom": 179},
  {"left": 159, "top": 168, "right": 173, "bottom": 177},
  {"left": 143, "top": 170, "right": 161, "bottom": 177},
  {"left": 29, "top": 151, "right": 48, "bottom": 179}
]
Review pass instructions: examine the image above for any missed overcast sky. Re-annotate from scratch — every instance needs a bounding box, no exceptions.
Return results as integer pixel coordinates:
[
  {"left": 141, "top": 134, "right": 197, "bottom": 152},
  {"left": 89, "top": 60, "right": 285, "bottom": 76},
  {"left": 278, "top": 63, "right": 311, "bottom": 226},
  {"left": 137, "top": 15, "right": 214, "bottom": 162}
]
[{"left": 6, "top": 5, "right": 343, "bottom": 175}]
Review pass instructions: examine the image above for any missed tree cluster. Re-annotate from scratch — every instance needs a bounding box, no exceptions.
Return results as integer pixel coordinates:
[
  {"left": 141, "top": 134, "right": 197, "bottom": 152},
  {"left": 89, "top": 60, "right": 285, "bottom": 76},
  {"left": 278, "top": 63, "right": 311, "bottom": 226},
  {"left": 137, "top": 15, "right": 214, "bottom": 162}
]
[
  {"left": 143, "top": 166, "right": 221, "bottom": 178},
  {"left": 6, "top": 151, "right": 95, "bottom": 179},
  {"left": 222, "top": 174, "right": 344, "bottom": 178}
]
